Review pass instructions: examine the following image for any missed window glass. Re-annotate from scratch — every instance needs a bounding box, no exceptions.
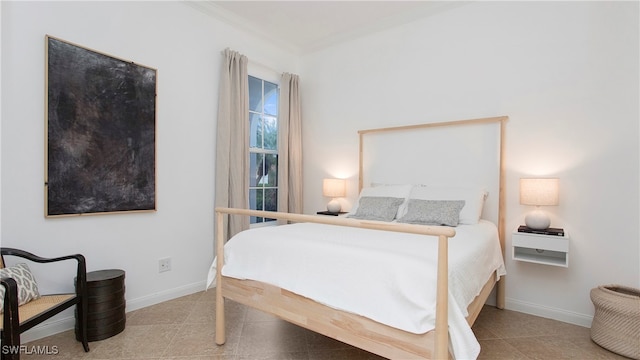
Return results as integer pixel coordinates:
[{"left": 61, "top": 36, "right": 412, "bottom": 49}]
[
  {"left": 264, "top": 81, "right": 278, "bottom": 116},
  {"left": 249, "top": 113, "right": 261, "bottom": 149},
  {"left": 249, "top": 153, "right": 262, "bottom": 187},
  {"left": 264, "top": 188, "right": 278, "bottom": 212},
  {"left": 249, "top": 188, "right": 260, "bottom": 224},
  {"left": 263, "top": 116, "right": 277, "bottom": 150},
  {"left": 248, "top": 76, "right": 262, "bottom": 113},
  {"left": 260, "top": 154, "right": 278, "bottom": 187},
  {"left": 248, "top": 75, "right": 279, "bottom": 225}
]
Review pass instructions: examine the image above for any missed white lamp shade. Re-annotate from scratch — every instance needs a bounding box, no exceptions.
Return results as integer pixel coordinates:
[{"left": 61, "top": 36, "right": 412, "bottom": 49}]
[
  {"left": 323, "top": 179, "right": 346, "bottom": 198},
  {"left": 520, "top": 178, "right": 559, "bottom": 206}
]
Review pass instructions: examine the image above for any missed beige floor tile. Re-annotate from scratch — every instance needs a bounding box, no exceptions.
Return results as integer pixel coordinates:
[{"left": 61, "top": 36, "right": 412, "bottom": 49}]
[
  {"left": 236, "top": 352, "right": 309, "bottom": 360},
  {"left": 162, "top": 321, "right": 240, "bottom": 358},
  {"left": 162, "top": 357, "right": 235, "bottom": 360},
  {"left": 82, "top": 324, "right": 178, "bottom": 359},
  {"left": 197, "top": 289, "right": 218, "bottom": 303},
  {"left": 307, "top": 348, "right": 387, "bottom": 360},
  {"left": 472, "top": 323, "right": 501, "bottom": 341},
  {"left": 477, "top": 308, "right": 559, "bottom": 339},
  {"left": 184, "top": 302, "right": 216, "bottom": 324},
  {"left": 237, "top": 320, "right": 308, "bottom": 356},
  {"left": 19, "top": 330, "right": 87, "bottom": 359},
  {"left": 21, "top": 292, "right": 626, "bottom": 360},
  {"left": 127, "top": 301, "right": 195, "bottom": 326},
  {"left": 477, "top": 339, "right": 529, "bottom": 360},
  {"left": 505, "top": 336, "right": 620, "bottom": 360},
  {"left": 566, "top": 337, "right": 632, "bottom": 359}
]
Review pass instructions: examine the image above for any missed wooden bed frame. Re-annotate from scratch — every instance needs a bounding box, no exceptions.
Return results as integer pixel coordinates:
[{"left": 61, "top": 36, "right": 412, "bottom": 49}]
[{"left": 214, "top": 116, "right": 508, "bottom": 359}]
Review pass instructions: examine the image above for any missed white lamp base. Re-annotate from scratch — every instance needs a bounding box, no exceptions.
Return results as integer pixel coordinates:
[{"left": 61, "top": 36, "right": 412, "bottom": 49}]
[
  {"left": 525, "top": 209, "right": 550, "bottom": 230},
  {"left": 327, "top": 199, "right": 342, "bottom": 213}
]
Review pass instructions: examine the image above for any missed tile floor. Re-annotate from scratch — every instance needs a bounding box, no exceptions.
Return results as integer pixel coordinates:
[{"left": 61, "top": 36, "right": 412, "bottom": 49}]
[{"left": 20, "top": 290, "right": 627, "bottom": 360}]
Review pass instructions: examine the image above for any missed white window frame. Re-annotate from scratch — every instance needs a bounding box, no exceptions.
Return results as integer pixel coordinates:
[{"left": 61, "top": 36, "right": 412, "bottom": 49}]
[{"left": 248, "top": 64, "right": 280, "bottom": 228}]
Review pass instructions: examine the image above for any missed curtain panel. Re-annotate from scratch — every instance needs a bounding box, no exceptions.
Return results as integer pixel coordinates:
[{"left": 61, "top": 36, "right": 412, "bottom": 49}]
[
  {"left": 277, "top": 73, "right": 303, "bottom": 216},
  {"left": 215, "top": 49, "right": 250, "bottom": 239}
]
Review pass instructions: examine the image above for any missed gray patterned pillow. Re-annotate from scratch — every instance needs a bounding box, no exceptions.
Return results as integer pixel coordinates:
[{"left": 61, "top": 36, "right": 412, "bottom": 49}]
[
  {"left": 0, "top": 263, "right": 41, "bottom": 312},
  {"left": 398, "top": 199, "right": 466, "bottom": 226},
  {"left": 347, "top": 196, "right": 405, "bottom": 221}
]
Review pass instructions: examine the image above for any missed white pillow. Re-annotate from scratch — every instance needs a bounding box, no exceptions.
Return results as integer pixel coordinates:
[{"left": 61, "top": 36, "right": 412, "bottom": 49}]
[
  {"left": 0, "top": 263, "right": 41, "bottom": 312},
  {"left": 349, "top": 184, "right": 412, "bottom": 220},
  {"left": 408, "top": 185, "right": 488, "bottom": 224}
]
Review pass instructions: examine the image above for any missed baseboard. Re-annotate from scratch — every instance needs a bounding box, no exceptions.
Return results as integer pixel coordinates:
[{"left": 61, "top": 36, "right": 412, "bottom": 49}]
[
  {"left": 21, "top": 281, "right": 207, "bottom": 344},
  {"left": 21, "top": 284, "right": 594, "bottom": 343},
  {"left": 124, "top": 280, "right": 207, "bottom": 312},
  {"left": 505, "top": 297, "right": 594, "bottom": 328}
]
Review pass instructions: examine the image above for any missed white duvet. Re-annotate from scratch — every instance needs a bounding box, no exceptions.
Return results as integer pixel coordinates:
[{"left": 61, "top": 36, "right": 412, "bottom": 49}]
[{"left": 207, "top": 220, "right": 506, "bottom": 359}]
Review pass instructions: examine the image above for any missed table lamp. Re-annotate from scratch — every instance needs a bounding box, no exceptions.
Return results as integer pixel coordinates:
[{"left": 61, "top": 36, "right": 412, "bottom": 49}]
[
  {"left": 520, "top": 178, "right": 559, "bottom": 230},
  {"left": 323, "top": 178, "right": 346, "bottom": 213}
]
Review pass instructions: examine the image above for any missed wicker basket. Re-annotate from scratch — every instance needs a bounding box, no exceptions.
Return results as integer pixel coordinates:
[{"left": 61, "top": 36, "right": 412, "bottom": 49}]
[{"left": 590, "top": 284, "right": 640, "bottom": 359}]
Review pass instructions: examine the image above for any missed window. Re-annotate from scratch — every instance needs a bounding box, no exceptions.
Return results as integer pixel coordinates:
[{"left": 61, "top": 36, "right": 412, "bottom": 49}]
[{"left": 248, "top": 75, "right": 278, "bottom": 225}]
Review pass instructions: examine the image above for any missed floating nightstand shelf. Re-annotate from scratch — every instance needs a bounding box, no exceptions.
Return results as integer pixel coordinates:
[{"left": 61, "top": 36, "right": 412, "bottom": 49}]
[{"left": 512, "top": 228, "right": 569, "bottom": 267}]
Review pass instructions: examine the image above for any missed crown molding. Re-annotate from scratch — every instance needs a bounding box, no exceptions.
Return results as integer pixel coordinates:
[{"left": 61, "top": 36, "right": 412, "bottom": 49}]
[
  {"left": 182, "top": 1, "right": 301, "bottom": 55},
  {"left": 182, "top": 1, "right": 472, "bottom": 56},
  {"left": 298, "top": 1, "right": 473, "bottom": 54}
]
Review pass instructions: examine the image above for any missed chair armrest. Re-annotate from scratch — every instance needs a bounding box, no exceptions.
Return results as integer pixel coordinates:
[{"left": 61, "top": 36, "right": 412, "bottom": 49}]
[
  {"left": 1, "top": 277, "right": 21, "bottom": 347},
  {"left": 2, "top": 248, "right": 85, "bottom": 265},
  {"left": 1, "top": 248, "right": 87, "bottom": 297}
]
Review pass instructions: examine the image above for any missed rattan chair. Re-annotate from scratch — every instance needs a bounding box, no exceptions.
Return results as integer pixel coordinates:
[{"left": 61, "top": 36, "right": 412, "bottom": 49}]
[{"left": 0, "top": 248, "right": 89, "bottom": 360}]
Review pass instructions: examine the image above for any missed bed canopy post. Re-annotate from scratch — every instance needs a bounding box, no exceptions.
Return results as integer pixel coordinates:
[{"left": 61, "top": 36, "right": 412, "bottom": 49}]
[
  {"left": 215, "top": 212, "right": 226, "bottom": 345},
  {"left": 434, "top": 234, "right": 449, "bottom": 359},
  {"left": 496, "top": 117, "right": 507, "bottom": 309},
  {"left": 358, "top": 132, "right": 364, "bottom": 192}
]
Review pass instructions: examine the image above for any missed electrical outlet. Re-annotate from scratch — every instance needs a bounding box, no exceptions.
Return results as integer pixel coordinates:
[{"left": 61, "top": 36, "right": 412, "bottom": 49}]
[{"left": 158, "top": 257, "right": 171, "bottom": 273}]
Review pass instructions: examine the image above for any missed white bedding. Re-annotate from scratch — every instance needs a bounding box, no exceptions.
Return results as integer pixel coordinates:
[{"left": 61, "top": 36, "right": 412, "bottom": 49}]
[{"left": 207, "top": 220, "right": 506, "bottom": 359}]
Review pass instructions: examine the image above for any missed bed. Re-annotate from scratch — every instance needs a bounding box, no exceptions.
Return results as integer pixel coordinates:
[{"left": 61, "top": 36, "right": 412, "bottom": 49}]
[{"left": 208, "top": 116, "right": 508, "bottom": 359}]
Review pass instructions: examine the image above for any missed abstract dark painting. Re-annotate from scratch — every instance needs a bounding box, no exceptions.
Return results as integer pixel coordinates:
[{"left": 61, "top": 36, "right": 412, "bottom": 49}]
[{"left": 46, "top": 36, "right": 157, "bottom": 217}]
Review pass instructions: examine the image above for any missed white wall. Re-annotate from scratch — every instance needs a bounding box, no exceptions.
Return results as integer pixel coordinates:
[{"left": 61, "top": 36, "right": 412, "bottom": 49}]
[
  {"left": 2, "top": 0, "right": 638, "bottom": 342},
  {"left": 300, "top": 1, "right": 639, "bottom": 327},
  {"left": 1, "top": 1, "right": 296, "bottom": 341}
]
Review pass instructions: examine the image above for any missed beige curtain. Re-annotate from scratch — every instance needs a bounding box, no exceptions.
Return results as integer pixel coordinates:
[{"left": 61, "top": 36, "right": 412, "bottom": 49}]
[
  {"left": 215, "top": 49, "right": 249, "bottom": 239},
  {"left": 277, "top": 73, "right": 303, "bottom": 216}
]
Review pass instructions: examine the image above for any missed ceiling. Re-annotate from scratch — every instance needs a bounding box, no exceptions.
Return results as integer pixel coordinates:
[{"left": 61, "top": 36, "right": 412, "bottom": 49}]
[{"left": 188, "top": 1, "right": 468, "bottom": 54}]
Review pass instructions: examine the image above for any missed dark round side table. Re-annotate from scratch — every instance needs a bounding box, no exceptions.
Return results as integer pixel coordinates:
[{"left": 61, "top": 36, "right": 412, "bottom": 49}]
[{"left": 76, "top": 269, "right": 126, "bottom": 342}]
